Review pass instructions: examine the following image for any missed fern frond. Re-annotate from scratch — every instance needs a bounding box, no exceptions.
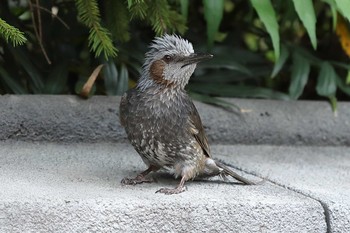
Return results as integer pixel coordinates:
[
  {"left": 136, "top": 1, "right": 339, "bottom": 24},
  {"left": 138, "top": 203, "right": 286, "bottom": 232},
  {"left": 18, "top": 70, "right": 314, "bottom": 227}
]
[
  {"left": 0, "top": 18, "right": 27, "bottom": 46},
  {"left": 75, "top": 0, "right": 117, "bottom": 59},
  {"left": 88, "top": 27, "right": 117, "bottom": 58},
  {"left": 147, "top": 0, "right": 187, "bottom": 35},
  {"left": 75, "top": 0, "right": 100, "bottom": 27},
  {"left": 147, "top": 0, "right": 171, "bottom": 35},
  {"left": 104, "top": 0, "right": 130, "bottom": 42},
  {"left": 168, "top": 10, "right": 187, "bottom": 35},
  {"left": 127, "top": 0, "right": 148, "bottom": 19}
]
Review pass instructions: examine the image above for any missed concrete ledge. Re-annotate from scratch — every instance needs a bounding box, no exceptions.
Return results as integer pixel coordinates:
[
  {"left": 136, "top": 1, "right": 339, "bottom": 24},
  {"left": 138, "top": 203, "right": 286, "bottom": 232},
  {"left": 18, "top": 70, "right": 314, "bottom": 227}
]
[
  {"left": 214, "top": 145, "right": 350, "bottom": 233},
  {"left": 1, "top": 95, "right": 349, "bottom": 232},
  {"left": 1, "top": 95, "right": 350, "bottom": 145},
  {"left": 0, "top": 142, "right": 326, "bottom": 232}
]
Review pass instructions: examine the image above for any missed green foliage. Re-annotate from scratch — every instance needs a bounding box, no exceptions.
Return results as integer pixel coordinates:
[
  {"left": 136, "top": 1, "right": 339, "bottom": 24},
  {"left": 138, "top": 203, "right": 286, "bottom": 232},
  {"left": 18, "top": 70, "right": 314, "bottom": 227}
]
[
  {"left": 0, "top": 18, "right": 27, "bottom": 46},
  {"left": 292, "top": 0, "right": 317, "bottom": 49},
  {"left": 0, "top": 66, "right": 27, "bottom": 94},
  {"left": 148, "top": 0, "right": 176, "bottom": 35},
  {"left": 75, "top": 0, "right": 118, "bottom": 59},
  {"left": 180, "top": 0, "right": 189, "bottom": 21},
  {"left": 0, "top": 0, "right": 350, "bottom": 111},
  {"left": 0, "top": 0, "right": 186, "bottom": 94},
  {"left": 44, "top": 62, "right": 69, "bottom": 94},
  {"left": 103, "top": 59, "right": 119, "bottom": 95},
  {"left": 250, "top": 0, "right": 280, "bottom": 60},
  {"left": 289, "top": 52, "right": 310, "bottom": 100},
  {"left": 189, "top": 83, "right": 290, "bottom": 100},
  {"left": 334, "top": 0, "right": 350, "bottom": 22},
  {"left": 132, "top": 0, "right": 187, "bottom": 35},
  {"left": 203, "top": 0, "right": 224, "bottom": 48},
  {"left": 7, "top": 46, "right": 44, "bottom": 93},
  {"left": 316, "top": 62, "right": 337, "bottom": 97},
  {"left": 322, "top": 0, "right": 337, "bottom": 30},
  {"left": 102, "top": 59, "right": 129, "bottom": 96},
  {"left": 127, "top": 0, "right": 148, "bottom": 19},
  {"left": 249, "top": 0, "right": 350, "bottom": 104},
  {"left": 271, "top": 44, "right": 289, "bottom": 78},
  {"left": 104, "top": 0, "right": 130, "bottom": 42}
]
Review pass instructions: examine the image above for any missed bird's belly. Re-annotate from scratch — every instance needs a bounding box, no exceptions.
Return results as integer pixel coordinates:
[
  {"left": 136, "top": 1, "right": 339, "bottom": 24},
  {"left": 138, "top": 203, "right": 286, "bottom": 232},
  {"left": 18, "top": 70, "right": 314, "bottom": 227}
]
[
  {"left": 126, "top": 115, "right": 198, "bottom": 168},
  {"left": 129, "top": 124, "right": 179, "bottom": 166}
]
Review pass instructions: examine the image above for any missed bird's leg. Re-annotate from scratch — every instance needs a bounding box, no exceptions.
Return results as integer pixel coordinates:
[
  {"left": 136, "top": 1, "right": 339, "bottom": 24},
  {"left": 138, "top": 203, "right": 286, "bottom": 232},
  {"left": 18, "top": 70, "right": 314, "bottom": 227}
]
[
  {"left": 156, "top": 175, "right": 187, "bottom": 195},
  {"left": 121, "top": 165, "right": 158, "bottom": 185}
]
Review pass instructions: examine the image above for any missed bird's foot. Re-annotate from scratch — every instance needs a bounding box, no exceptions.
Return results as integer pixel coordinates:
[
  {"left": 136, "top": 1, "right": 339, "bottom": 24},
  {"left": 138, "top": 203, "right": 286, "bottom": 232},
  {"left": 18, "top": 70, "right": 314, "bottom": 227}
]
[
  {"left": 155, "top": 186, "right": 187, "bottom": 195},
  {"left": 121, "top": 175, "right": 155, "bottom": 185}
]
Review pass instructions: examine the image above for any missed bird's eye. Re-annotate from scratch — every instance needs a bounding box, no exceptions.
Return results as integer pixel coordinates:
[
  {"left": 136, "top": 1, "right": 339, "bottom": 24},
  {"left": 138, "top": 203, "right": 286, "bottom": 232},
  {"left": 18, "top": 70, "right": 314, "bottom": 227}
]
[{"left": 163, "top": 55, "right": 172, "bottom": 63}]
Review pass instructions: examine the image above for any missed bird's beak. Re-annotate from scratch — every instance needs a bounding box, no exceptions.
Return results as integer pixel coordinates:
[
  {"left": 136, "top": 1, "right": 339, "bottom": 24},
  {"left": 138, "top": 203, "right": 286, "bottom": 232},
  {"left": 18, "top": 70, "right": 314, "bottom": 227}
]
[{"left": 181, "top": 53, "right": 213, "bottom": 68}]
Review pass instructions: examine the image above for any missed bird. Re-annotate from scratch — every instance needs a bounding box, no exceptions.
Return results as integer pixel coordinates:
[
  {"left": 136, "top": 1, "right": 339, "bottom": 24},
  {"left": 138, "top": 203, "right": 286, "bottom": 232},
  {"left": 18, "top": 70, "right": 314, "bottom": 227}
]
[{"left": 119, "top": 34, "right": 254, "bottom": 195}]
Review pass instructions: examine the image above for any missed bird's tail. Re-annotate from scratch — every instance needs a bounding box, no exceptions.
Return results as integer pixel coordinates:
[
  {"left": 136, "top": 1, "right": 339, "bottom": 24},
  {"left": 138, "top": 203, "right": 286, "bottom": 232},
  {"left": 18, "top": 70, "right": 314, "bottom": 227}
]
[{"left": 215, "top": 160, "right": 255, "bottom": 185}]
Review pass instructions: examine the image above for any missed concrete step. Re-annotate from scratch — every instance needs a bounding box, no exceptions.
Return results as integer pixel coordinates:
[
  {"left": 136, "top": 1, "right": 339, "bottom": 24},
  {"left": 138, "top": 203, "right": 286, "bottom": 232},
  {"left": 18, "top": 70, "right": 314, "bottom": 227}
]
[
  {"left": 1, "top": 95, "right": 349, "bottom": 232},
  {"left": 2, "top": 141, "right": 348, "bottom": 232},
  {"left": 1, "top": 95, "right": 349, "bottom": 145}
]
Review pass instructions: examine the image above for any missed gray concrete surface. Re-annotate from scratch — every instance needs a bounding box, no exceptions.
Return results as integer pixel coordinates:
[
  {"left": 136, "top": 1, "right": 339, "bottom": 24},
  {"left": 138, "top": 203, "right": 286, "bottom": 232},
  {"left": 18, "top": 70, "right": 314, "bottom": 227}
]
[
  {"left": 1, "top": 95, "right": 350, "bottom": 145},
  {"left": 1, "top": 95, "right": 349, "bottom": 232},
  {"left": 213, "top": 145, "right": 350, "bottom": 233},
  {"left": 0, "top": 141, "right": 327, "bottom": 233}
]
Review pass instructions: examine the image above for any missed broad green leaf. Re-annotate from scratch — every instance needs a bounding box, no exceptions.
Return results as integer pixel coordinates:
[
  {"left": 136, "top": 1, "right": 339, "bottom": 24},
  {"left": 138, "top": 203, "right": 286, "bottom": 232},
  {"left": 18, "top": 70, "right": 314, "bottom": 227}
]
[
  {"left": 212, "top": 46, "right": 266, "bottom": 64},
  {"left": 289, "top": 52, "right": 310, "bottom": 99},
  {"left": 0, "top": 66, "right": 27, "bottom": 94},
  {"left": 336, "top": 75, "right": 350, "bottom": 96},
  {"left": 334, "top": 0, "right": 350, "bottom": 22},
  {"left": 331, "top": 61, "right": 350, "bottom": 70},
  {"left": 321, "top": 0, "right": 337, "bottom": 30},
  {"left": 250, "top": 0, "right": 280, "bottom": 60},
  {"left": 292, "top": 0, "right": 317, "bottom": 49},
  {"left": 271, "top": 44, "right": 289, "bottom": 78},
  {"left": 189, "top": 92, "right": 240, "bottom": 112},
  {"left": 346, "top": 70, "right": 350, "bottom": 84},
  {"left": 196, "top": 57, "right": 253, "bottom": 76},
  {"left": 316, "top": 62, "right": 337, "bottom": 97},
  {"left": 7, "top": 45, "right": 44, "bottom": 93},
  {"left": 292, "top": 45, "right": 321, "bottom": 65},
  {"left": 104, "top": 0, "right": 130, "bottom": 42},
  {"left": 188, "top": 83, "right": 290, "bottom": 100},
  {"left": 116, "top": 63, "right": 129, "bottom": 95},
  {"left": 194, "top": 70, "right": 253, "bottom": 84},
  {"left": 44, "top": 62, "right": 68, "bottom": 94},
  {"left": 180, "top": 0, "right": 189, "bottom": 21},
  {"left": 203, "top": 0, "right": 224, "bottom": 48},
  {"left": 103, "top": 60, "right": 119, "bottom": 95},
  {"left": 127, "top": 60, "right": 142, "bottom": 76},
  {"left": 329, "top": 96, "right": 337, "bottom": 115}
]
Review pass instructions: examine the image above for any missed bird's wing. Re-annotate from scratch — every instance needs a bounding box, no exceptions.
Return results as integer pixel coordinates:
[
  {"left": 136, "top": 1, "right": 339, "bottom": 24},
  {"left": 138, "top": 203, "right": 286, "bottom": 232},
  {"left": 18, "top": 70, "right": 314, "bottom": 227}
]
[
  {"left": 188, "top": 101, "right": 211, "bottom": 157},
  {"left": 119, "top": 92, "right": 128, "bottom": 127}
]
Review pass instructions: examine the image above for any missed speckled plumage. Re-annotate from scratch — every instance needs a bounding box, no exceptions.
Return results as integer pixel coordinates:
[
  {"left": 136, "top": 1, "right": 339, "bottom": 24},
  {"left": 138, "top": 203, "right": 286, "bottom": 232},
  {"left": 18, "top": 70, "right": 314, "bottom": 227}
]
[
  {"left": 120, "top": 35, "right": 253, "bottom": 194},
  {"left": 121, "top": 86, "right": 205, "bottom": 175}
]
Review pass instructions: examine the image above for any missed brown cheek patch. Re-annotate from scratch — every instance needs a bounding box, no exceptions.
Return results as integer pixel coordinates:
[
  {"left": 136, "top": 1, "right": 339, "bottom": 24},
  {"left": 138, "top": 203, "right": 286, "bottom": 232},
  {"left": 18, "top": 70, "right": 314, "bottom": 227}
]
[
  {"left": 150, "top": 60, "right": 165, "bottom": 81},
  {"left": 150, "top": 60, "right": 174, "bottom": 87}
]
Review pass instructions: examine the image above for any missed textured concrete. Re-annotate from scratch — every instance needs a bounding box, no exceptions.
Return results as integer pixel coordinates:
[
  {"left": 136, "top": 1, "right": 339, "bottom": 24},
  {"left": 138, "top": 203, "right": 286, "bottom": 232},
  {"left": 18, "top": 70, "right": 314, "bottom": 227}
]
[
  {"left": 0, "top": 141, "right": 326, "bottom": 233},
  {"left": 213, "top": 145, "right": 350, "bottom": 233},
  {"left": 0, "top": 95, "right": 350, "bottom": 145},
  {"left": 1, "top": 95, "right": 349, "bottom": 232}
]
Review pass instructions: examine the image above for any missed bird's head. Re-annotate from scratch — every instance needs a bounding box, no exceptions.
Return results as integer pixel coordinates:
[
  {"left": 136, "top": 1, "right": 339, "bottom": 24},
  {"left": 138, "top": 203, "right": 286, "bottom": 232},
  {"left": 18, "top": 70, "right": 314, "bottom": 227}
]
[{"left": 138, "top": 34, "right": 213, "bottom": 90}]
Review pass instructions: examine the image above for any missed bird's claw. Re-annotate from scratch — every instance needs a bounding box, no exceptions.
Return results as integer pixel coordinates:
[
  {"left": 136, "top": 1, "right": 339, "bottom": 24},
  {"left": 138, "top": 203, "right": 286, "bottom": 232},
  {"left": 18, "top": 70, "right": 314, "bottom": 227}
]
[
  {"left": 155, "top": 186, "right": 187, "bottom": 195},
  {"left": 121, "top": 176, "right": 155, "bottom": 185}
]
